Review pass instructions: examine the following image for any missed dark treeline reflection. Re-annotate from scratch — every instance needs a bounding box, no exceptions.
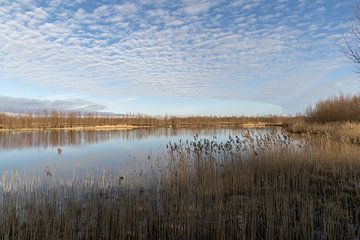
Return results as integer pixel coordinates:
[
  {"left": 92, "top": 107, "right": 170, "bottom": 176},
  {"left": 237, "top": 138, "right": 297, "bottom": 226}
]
[
  {"left": 0, "top": 131, "right": 117, "bottom": 150},
  {"left": 0, "top": 128, "right": 248, "bottom": 151}
]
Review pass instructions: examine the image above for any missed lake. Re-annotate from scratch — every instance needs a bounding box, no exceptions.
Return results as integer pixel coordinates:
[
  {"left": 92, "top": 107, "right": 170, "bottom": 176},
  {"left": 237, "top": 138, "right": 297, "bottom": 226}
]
[{"left": 0, "top": 128, "right": 274, "bottom": 179}]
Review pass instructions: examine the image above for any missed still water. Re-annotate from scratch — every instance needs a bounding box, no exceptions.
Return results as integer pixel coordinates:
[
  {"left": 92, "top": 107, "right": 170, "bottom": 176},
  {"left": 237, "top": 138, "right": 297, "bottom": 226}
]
[{"left": 0, "top": 128, "right": 270, "bottom": 179}]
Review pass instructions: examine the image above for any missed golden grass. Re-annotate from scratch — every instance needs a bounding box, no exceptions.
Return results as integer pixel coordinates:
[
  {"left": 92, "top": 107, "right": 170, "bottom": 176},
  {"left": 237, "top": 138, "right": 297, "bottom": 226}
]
[
  {"left": 307, "top": 95, "right": 360, "bottom": 123},
  {"left": 286, "top": 119, "right": 360, "bottom": 144},
  {"left": 286, "top": 94, "right": 360, "bottom": 144},
  {"left": 0, "top": 131, "right": 359, "bottom": 239},
  {"left": 0, "top": 111, "right": 295, "bottom": 131}
]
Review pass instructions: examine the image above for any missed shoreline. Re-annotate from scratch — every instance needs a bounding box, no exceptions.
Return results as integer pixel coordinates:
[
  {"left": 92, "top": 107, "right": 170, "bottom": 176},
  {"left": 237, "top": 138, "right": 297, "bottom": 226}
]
[
  {"left": 285, "top": 120, "right": 360, "bottom": 144},
  {"left": 0, "top": 122, "right": 285, "bottom": 132},
  {"left": 0, "top": 124, "right": 144, "bottom": 132}
]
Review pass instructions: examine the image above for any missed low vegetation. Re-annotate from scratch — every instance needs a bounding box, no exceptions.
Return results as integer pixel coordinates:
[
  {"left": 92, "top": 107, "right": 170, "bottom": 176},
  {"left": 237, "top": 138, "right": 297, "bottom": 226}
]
[
  {"left": 0, "top": 131, "right": 359, "bottom": 239},
  {"left": 306, "top": 95, "right": 360, "bottom": 123},
  {"left": 284, "top": 94, "right": 360, "bottom": 143},
  {"left": 286, "top": 120, "right": 360, "bottom": 144},
  {"left": 0, "top": 111, "right": 295, "bottom": 130}
]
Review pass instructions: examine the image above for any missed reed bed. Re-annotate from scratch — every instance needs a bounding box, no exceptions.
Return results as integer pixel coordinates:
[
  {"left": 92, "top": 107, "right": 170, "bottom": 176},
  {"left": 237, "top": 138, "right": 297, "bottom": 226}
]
[
  {"left": 0, "top": 111, "right": 294, "bottom": 130},
  {"left": 0, "top": 131, "right": 359, "bottom": 239},
  {"left": 286, "top": 120, "right": 360, "bottom": 144},
  {"left": 307, "top": 95, "right": 360, "bottom": 123}
]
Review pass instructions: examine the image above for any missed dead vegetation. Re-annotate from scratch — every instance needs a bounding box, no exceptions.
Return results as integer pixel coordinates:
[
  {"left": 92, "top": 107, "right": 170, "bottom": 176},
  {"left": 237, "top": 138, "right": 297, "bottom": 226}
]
[
  {"left": 306, "top": 95, "right": 360, "bottom": 123},
  {"left": 0, "top": 131, "right": 359, "bottom": 239},
  {"left": 0, "top": 111, "right": 295, "bottom": 130},
  {"left": 284, "top": 95, "right": 360, "bottom": 143}
]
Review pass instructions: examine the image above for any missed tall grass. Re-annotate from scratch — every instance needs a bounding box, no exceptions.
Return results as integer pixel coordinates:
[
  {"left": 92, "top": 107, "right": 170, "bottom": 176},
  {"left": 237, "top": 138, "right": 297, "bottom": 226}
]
[
  {"left": 307, "top": 95, "right": 360, "bottom": 123},
  {"left": 0, "top": 131, "right": 359, "bottom": 239}
]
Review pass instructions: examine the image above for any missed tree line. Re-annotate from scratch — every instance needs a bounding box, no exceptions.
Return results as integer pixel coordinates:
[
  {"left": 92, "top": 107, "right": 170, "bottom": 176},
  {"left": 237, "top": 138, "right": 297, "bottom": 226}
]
[{"left": 0, "top": 111, "right": 293, "bottom": 129}]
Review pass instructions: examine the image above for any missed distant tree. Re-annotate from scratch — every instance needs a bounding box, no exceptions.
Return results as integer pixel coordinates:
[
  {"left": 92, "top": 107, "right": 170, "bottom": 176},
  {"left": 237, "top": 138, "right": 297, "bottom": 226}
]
[{"left": 343, "top": 6, "right": 360, "bottom": 70}]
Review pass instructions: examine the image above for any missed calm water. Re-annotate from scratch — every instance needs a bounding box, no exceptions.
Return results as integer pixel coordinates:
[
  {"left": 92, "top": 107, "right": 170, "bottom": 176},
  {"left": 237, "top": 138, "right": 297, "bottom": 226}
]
[{"left": 0, "top": 128, "right": 271, "bottom": 179}]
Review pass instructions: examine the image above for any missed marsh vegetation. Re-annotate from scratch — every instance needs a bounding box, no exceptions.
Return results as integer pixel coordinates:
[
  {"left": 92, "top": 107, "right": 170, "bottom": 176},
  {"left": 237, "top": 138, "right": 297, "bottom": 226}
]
[
  {"left": 0, "top": 130, "right": 359, "bottom": 239},
  {"left": 0, "top": 111, "right": 292, "bottom": 130},
  {"left": 306, "top": 95, "right": 360, "bottom": 123},
  {"left": 0, "top": 95, "right": 359, "bottom": 239},
  {"left": 285, "top": 94, "right": 360, "bottom": 144}
]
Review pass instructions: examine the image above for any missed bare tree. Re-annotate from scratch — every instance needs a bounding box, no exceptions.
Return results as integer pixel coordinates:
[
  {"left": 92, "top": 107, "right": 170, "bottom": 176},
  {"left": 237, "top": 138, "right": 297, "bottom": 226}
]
[{"left": 343, "top": 6, "right": 360, "bottom": 70}]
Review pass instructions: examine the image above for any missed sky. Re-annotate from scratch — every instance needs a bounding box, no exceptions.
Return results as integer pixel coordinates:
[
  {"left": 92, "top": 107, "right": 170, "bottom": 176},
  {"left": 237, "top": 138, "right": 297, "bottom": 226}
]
[{"left": 0, "top": 0, "right": 359, "bottom": 116}]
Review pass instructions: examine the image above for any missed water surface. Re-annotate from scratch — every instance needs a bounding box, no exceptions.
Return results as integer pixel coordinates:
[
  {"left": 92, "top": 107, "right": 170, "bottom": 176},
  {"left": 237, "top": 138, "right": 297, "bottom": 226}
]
[{"left": 0, "top": 128, "right": 272, "bottom": 179}]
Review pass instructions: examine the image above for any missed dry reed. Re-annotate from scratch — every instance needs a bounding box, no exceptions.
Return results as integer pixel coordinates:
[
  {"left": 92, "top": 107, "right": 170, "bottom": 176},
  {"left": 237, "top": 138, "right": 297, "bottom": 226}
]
[
  {"left": 307, "top": 95, "right": 360, "bottom": 123},
  {"left": 0, "top": 131, "right": 358, "bottom": 239},
  {"left": 0, "top": 111, "right": 295, "bottom": 130}
]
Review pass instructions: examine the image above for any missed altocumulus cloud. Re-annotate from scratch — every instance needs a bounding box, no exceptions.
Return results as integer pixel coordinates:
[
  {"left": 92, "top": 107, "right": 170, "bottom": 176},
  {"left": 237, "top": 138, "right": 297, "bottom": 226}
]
[
  {"left": 0, "top": 95, "right": 106, "bottom": 113},
  {"left": 0, "top": 0, "right": 357, "bottom": 113}
]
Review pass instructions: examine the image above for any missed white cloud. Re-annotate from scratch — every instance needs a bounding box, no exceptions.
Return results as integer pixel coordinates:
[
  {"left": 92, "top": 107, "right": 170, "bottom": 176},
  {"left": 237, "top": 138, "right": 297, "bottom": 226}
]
[
  {"left": 183, "top": 1, "right": 218, "bottom": 15},
  {"left": 0, "top": 95, "right": 106, "bottom": 112},
  {"left": 0, "top": 0, "right": 356, "bottom": 113},
  {"left": 114, "top": 3, "right": 138, "bottom": 15}
]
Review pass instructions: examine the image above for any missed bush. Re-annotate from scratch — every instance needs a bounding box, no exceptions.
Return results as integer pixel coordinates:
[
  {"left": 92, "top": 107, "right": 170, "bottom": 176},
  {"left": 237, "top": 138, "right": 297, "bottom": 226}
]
[{"left": 307, "top": 95, "right": 360, "bottom": 123}]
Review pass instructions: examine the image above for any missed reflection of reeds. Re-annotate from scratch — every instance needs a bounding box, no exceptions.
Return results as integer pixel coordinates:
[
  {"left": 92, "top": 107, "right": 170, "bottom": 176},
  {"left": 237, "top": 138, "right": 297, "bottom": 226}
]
[
  {"left": 0, "top": 127, "right": 266, "bottom": 151},
  {"left": 0, "top": 132, "right": 359, "bottom": 239}
]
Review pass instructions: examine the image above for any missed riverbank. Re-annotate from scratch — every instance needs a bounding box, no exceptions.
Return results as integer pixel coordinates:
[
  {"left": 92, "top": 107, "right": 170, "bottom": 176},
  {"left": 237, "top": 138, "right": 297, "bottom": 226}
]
[
  {"left": 0, "top": 112, "right": 295, "bottom": 130},
  {"left": 162, "top": 121, "right": 284, "bottom": 128},
  {"left": 0, "top": 124, "right": 143, "bottom": 132},
  {"left": 0, "top": 122, "right": 285, "bottom": 132},
  {"left": 2, "top": 119, "right": 358, "bottom": 145},
  {"left": 285, "top": 120, "right": 360, "bottom": 144}
]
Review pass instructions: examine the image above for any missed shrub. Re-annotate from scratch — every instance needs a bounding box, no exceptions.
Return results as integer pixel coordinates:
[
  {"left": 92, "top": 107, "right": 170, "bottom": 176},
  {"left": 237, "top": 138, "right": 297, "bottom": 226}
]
[{"left": 307, "top": 95, "right": 360, "bottom": 123}]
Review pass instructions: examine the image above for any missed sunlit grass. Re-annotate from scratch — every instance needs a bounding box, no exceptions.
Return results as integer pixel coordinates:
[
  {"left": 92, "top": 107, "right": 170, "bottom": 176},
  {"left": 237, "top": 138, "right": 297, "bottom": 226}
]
[
  {"left": 0, "top": 111, "right": 294, "bottom": 130},
  {"left": 307, "top": 94, "right": 360, "bottom": 123}
]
